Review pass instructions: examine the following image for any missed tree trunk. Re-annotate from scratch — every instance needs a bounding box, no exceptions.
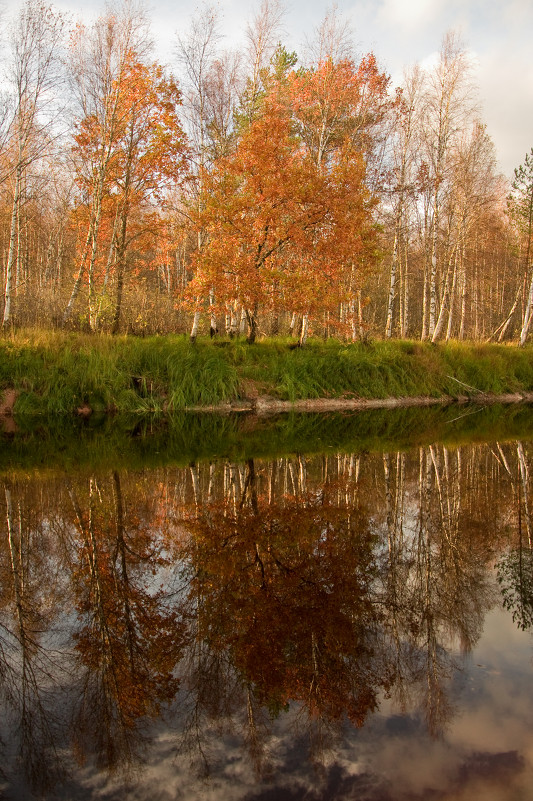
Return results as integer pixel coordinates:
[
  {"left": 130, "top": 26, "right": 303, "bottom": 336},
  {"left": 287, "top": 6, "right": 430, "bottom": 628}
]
[
  {"left": 246, "top": 304, "right": 259, "bottom": 344},
  {"left": 519, "top": 269, "right": 533, "bottom": 346},
  {"left": 209, "top": 287, "right": 217, "bottom": 337},
  {"left": 299, "top": 314, "right": 309, "bottom": 346},
  {"left": 446, "top": 243, "right": 461, "bottom": 341},
  {"left": 385, "top": 227, "right": 399, "bottom": 338},
  {"left": 428, "top": 205, "right": 439, "bottom": 339},
  {"left": 432, "top": 245, "right": 456, "bottom": 342},
  {"left": 111, "top": 206, "right": 128, "bottom": 335},
  {"left": 2, "top": 166, "right": 22, "bottom": 326},
  {"left": 288, "top": 311, "right": 298, "bottom": 337},
  {"left": 190, "top": 308, "right": 201, "bottom": 342}
]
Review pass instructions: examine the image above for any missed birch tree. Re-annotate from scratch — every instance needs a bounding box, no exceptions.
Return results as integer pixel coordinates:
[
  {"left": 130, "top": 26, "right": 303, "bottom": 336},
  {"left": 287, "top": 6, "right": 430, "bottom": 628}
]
[
  {"left": 432, "top": 121, "right": 498, "bottom": 341},
  {"left": 420, "top": 31, "right": 476, "bottom": 341},
  {"left": 509, "top": 148, "right": 533, "bottom": 346},
  {"left": 385, "top": 65, "right": 424, "bottom": 338},
  {"left": 2, "top": 0, "right": 65, "bottom": 327}
]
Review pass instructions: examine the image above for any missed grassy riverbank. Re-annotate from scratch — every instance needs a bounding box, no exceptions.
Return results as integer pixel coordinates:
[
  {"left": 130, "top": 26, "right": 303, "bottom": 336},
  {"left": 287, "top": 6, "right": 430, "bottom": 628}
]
[{"left": 1, "top": 330, "right": 533, "bottom": 415}]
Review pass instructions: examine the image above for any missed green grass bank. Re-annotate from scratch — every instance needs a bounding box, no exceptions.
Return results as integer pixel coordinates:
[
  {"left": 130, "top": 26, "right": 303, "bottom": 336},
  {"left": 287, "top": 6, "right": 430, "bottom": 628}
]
[{"left": 1, "top": 331, "right": 533, "bottom": 415}]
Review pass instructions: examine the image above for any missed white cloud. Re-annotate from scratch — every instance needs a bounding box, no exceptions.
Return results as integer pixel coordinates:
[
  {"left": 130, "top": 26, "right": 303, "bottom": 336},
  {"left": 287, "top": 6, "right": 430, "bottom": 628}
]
[
  {"left": 477, "top": 46, "right": 533, "bottom": 175},
  {"left": 376, "top": 0, "right": 447, "bottom": 32}
]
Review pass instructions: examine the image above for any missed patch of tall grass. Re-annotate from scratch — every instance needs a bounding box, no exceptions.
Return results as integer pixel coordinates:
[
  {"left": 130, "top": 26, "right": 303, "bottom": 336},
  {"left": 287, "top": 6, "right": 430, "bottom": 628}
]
[{"left": 0, "top": 330, "right": 532, "bottom": 415}]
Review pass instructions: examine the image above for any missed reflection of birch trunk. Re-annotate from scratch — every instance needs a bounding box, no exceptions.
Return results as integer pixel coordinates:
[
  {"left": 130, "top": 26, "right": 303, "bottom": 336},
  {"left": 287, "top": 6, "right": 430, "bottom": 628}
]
[
  {"left": 387, "top": 453, "right": 411, "bottom": 709},
  {"left": 224, "top": 463, "right": 239, "bottom": 516},
  {"left": 240, "top": 459, "right": 258, "bottom": 514},
  {"left": 416, "top": 450, "right": 451, "bottom": 737},
  {"left": 383, "top": 453, "right": 410, "bottom": 709},
  {"left": 494, "top": 442, "right": 513, "bottom": 479},
  {"left": 430, "top": 445, "right": 447, "bottom": 545},
  {"left": 112, "top": 471, "right": 137, "bottom": 669},
  {"left": 5, "top": 487, "right": 26, "bottom": 651},
  {"left": 383, "top": 453, "right": 394, "bottom": 548},
  {"left": 298, "top": 455, "right": 307, "bottom": 496},
  {"left": 207, "top": 463, "right": 216, "bottom": 504},
  {"left": 383, "top": 452, "right": 406, "bottom": 552},
  {"left": 288, "top": 460, "right": 297, "bottom": 495},
  {"left": 517, "top": 442, "right": 532, "bottom": 546},
  {"left": 190, "top": 464, "right": 200, "bottom": 510}
]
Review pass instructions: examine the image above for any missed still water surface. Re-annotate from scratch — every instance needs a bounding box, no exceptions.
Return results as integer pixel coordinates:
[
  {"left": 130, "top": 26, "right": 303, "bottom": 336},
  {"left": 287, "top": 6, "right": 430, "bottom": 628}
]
[{"left": 1, "top": 408, "right": 532, "bottom": 800}]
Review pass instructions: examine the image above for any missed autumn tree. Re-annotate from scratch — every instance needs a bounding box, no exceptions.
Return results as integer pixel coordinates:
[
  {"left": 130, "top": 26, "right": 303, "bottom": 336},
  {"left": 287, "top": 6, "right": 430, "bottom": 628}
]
[
  {"left": 94, "top": 60, "right": 187, "bottom": 332},
  {"left": 68, "top": 473, "right": 184, "bottom": 770},
  {"left": 189, "top": 51, "right": 378, "bottom": 344},
  {"left": 288, "top": 45, "right": 392, "bottom": 340},
  {"left": 239, "top": 0, "right": 284, "bottom": 123},
  {"left": 63, "top": 1, "right": 151, "bottom": 329},
  {"left": 176, "top": 3, "right": 243, "bottom": 167}
]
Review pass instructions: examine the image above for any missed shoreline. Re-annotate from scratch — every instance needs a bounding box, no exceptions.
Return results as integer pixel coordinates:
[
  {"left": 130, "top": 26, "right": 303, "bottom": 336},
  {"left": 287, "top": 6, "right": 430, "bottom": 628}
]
[
  {"left": 2, "top": 389, "right": 533, "bottom": 419},
  {"left": 184, "top": 392, "right": 533, "bottom": 416}
]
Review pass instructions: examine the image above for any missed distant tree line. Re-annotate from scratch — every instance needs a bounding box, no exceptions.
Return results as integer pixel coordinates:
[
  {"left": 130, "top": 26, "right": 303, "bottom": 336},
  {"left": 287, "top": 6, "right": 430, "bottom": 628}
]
[{"left": 0, "top": 0, "right": 531, "bottom": 344}]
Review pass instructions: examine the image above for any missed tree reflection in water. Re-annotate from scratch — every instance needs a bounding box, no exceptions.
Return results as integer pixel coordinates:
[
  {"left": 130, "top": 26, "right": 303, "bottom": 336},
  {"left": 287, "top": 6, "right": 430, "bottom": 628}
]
[
  {"left": 68, "top": 471, "right": 185, "bottom": 771},
  {"left": 0, "top": 439, "right": 530, "bottom": 797}
]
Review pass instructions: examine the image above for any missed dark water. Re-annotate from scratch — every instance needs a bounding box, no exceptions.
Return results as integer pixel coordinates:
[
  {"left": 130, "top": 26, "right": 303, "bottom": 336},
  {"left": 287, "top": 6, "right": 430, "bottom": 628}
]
[{"left": 1, "top": 408, "right": 532, "bottom": 800}]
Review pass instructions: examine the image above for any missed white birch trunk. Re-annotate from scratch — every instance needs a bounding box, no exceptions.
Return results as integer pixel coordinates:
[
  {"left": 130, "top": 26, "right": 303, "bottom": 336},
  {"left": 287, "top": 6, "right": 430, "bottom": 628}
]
[
  {"left": 385, "top": 230, "right": 399, "bottom": 339},
  {"left": 190, "top": 308, "right": 201, "bottom": 341},
  {"left": 299, "top": 314, "right": 309, "bottom": 347},
  {"left": 2, "top": 166, "right": 22, "bottom": 326},
  {"left": 519, "top": 269, "right": 533, "bottom": 346}
]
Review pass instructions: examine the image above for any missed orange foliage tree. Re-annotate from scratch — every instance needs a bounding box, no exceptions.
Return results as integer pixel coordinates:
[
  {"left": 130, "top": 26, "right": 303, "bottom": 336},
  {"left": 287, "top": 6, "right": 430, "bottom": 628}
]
[
  {"left": 68, "top": 36, "right": 188, "bottom": 332},
  {"left": 69, "top": 473, "right": 184, "bottom": 769},
  {"left": 179, "top": 462, "right": 386, "bottom": 728},
  {"left": 188, "top": 54, "right": 380, "bottom": 343}
]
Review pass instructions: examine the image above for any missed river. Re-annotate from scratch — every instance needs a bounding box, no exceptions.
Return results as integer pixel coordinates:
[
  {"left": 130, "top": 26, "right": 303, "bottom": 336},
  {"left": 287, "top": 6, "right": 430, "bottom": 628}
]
[{"left": 0, "top": 405, "right": 532, "bottom": 800}]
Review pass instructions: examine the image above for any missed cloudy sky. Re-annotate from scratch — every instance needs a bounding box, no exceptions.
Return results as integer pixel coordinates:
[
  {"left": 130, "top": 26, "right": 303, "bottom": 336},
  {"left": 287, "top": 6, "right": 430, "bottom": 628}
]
[
  {"left": 5, "top": 0, "right": 533, "bottom": 178},
  {"left": 162, "top": 0, "right": 533, "bottom": 178}
]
